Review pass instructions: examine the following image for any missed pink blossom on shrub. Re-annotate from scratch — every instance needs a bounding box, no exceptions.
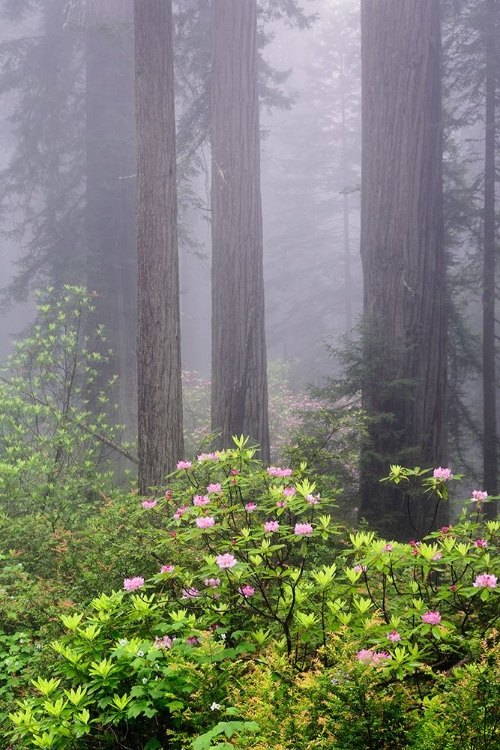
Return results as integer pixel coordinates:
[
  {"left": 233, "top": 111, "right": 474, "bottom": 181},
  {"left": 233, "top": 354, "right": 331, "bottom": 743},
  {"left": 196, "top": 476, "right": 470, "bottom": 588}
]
[
  {"left": 276, "top": 501, "right": 286, "bottom": 508},
  {"left": 196, "top": 516, "right": 215, "bottom": 529},
  {"left": 372, "top": 651, "right": 392, "bottom": 665},
  {"left": 123, "top": 577, "right": 145, "bottom": 591},
  {"left": 356, "top": 649, "right": 373, "bottom": 663},
  {"left": 160, "top": 565, "right": 175, "bottom": 574},
  {"left": 473, "top": 573, "right": 497, "bottom": 588},
  {"left": 193, "top": 495, "right": 210, "bottom": 506},
  {"left": 245, "top": 502, "right": 257, "bottom": 512},
  {"left": 354, "top": 564, "right": 367, "bottom": 573},
  {"left": 421, "top": 611, "right": 441, "bottom": 625},
  {"left": 239, "top": 585, "right": 255, "bottom": 598},
  {"left": 177, "top": 460, "right": 192, "bottom": 470},
  {"left": 432, "top": 552, "right": 443, "bottom": 560},
  {"left": 472, "top": 490, "right": 488, "bottom": 503},
  {"left": 306, "top": 493, "right": 321, "bottom": 505},
  {"left": 173, "top": 505, "right": 189, "bottom": 520},
  {"left": 387, "top": 631, "right": 401, "bottom": 642},
  {"left": 186, "top": 636, "right": 200, "bottom": 645},
  {"left": 141, "top": 499, "right": 157, "bottom": 509},
  {"left": 181, "top": 587, "right": 199, "bottom": 599},
  {"left": 357, "top": 649, "right": 391, "bottom": 665},
  {"left": 294, "top": 523, "right": 313, "bottom": 536},
  {"left": 267, "top": 466, "right": 292, "bottom": 478},
  {"left": 383, "top": 544, "right": 393, "bottom": 552},
  {"left": 283, "top": 487, "right": 296, "bottom": 497},
  {"left": 204, "top": 578, "right": 220, "bottom": 588},
  {"left": 474, "top": 539, "right": 488, "bottom": 549},
  {"left": 197, "top": 452, "right": 219, "bottom": 462},
  {"left": 264, "top": 521, "right": 280, "bottom": 533},
  {"left": 433, "top": 467, "right": 452, "bottom": 481},
  {"left": 216, "top": 553, "right": 237, "bottom": 569},
  {"left": 155, "top": 635, "right": 173, "bottom": 650},
  {"left": 207, "top": 483, "right": 222, "bottom": 494}
]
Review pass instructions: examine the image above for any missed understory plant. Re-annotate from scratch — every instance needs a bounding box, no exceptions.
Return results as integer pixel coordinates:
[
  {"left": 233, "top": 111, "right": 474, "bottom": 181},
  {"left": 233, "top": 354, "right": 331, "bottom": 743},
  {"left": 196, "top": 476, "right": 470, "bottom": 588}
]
[{"left": 7, "top": 449, "right": 500, "bottom": 748}]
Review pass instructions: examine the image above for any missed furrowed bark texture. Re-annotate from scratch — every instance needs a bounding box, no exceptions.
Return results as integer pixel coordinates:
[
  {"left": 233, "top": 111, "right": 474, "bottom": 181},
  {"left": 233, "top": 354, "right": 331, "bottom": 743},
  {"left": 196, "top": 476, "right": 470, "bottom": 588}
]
[
  {"left": 85, "top": 0, "right": 137, "bottom": 451},
  {"left": 134, "top": 0, "right": 183, "bottom": 492},
  {"left": 210, "top": 0, "right": 270, "bottom": 460},
  {"left": 360, "top": 0, "right": 447, "bottom": 539}
]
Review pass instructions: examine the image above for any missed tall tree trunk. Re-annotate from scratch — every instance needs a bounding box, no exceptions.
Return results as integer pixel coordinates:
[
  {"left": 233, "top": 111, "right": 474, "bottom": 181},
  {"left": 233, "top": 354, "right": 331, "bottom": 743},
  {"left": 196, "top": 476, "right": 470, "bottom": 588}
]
[
  {"left": 210, "top": 0, "right": 270, "bottom": 460},
  {"left": 134, "top": 0, "right": 184, "bottom": 492},
  {"left": 85, "top": 0, "right": 137, "bottom": 457},
  {"left": 359, "top": 0, "right": 447, "bottom": 540},
  {"left": 340, "top": 53, "right": 353, "bottom": 332}
]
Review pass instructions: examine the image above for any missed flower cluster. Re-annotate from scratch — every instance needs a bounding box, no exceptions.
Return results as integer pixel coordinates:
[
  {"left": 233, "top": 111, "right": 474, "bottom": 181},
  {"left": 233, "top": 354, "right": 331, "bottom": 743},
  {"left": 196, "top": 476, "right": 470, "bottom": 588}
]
[
  {"left": 356, "top": 649, "right": 392, "bottom": 665},
  {"left": 267, "top": 466, "right": 292, "bottom": 478}
]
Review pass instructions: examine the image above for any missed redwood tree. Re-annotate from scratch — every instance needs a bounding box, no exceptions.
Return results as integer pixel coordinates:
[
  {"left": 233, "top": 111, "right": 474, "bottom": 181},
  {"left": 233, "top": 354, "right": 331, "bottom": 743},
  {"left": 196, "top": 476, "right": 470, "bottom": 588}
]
[
  {"left": 210, "top": 0, "right": 270, "bottom": 459},
  {"left": 134, "top": 0, "right": 183, "bottom": 492},
  {"left": 359, "top": 0, "right": 447, "bottom": 539}
]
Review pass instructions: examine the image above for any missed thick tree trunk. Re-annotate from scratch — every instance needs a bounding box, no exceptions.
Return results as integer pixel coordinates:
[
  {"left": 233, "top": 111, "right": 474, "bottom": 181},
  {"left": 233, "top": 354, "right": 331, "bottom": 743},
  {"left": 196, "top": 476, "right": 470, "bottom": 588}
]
[
  {"left": 359, "top": 0, "right": 447, "bottom": 539},
  {"left": 134, "top": 0, "right": 184, "bottom": 492},
  {"left": 85, "top": 0, "right": 137, "bottom": 454},
  {"left": 482, "top": 0, "right": 498, "bottom": 518},
  {"left": 210, "top": 0, "right": 270, "bottom": 460}
]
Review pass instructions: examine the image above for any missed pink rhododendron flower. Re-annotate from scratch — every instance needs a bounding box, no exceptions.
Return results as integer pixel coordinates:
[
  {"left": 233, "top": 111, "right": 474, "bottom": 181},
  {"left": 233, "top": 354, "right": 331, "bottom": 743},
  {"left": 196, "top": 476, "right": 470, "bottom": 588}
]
[
  {"left": 197, "top": 452, "right": 219, "bottom": 462},
  {"left": 283, "top": 487, "right": 296, "bottom": 497},
  {"left": 372, "top": 651, "right": 392, "bottom": 665},
  {"left": 354, "top": 564, "right": 367, "bottom": 573},
  {"left": 155, "top": 635, "right": 173, "bottom": 650},
  {"left": 294, "top": 522, "right": 313, "bottom": 536},
  {"left": 475, "top": 539, "right": 488, "bottom": 549},
  {"left": 473, "top": 573, "right": 497, "bottom": 588},
  {"left": 440, "top": 526, "right": 452, "bottom": 533},
  {"left": 387, "top": 631, "right": 401, "bottom": 642},
  {"left": 124, "top": 577, "right": 145, "bottom": 591},
  {"left": 216, "top": 553, "right": 237, "bottom": 569},
  {"left": 472, "top": 490, "right": 488, "bottom": 503},
  {"left": 421, "top": 611, "right": 441, "bottom": 625},
  {"left": 204, "top": 578, "right": 220, "bottom": 588},
  {"left": 165, "top": 490, "right": 172, "bottom": 500},
  {"left": 230, "top": 469, "right": 240, "bottom": 476},
  {"left": 193, "top": 495, "right": 210, "bottom": 506},
  {"left": 267, "top": 466, "right": 292, "bottom": 478},
  {"left": 239, "top": 585, "right": 255, "bottom": 598},
  {"left": 160, "top": 565, "right": 175, "bottom": 574},
  {"left": 264, "top": 521, "right": 280, "bottom": 533},
  {"left": 181, "top": 587, "right": 199, "bottom": 599},
  {"left": 196, "top": 516, "right": 215, "bottom": 529},
  {"left": 383, "top": 544, "right": 393, "bottom": 552},
  {"left": 276, "top": 501, "right": 286, "bottom": 508},
  {"left": 306, "top": 493, "right": 320, "bottom": 505},
  {"left": 177, "top": 460, "right": 192, "bottom": 470},
  {"left": 245, "top": 502, "right": 257, "bottom": 512},
  {"left": 186, "top": 636, "right": 200, "bottom": 645},
  {"left": 141, "top": 499, "right": 157, "bottom": 509},
  {"left": 432, "top": 552, "right": 443, "bottom": 560},
  {"left": 433, "top": 467, "right": 452, "bottom": 481},
  {"left": 207, "top": 483, "right": 222, "bottom": 494},
  {"left": 173, "top": 505, "right": 189, "bottom": 520},
  {"left": 357, "top": 649, "right": 391, "bottom": 665}
]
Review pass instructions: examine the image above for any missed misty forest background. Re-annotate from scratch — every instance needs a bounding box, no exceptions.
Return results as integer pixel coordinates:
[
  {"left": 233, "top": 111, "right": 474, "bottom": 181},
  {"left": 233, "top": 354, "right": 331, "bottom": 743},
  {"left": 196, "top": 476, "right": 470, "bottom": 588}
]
[
  {"left": 1, "top": 1, "right": 500, "bottom": 748},
  {"left": 0, "top": 0, "right": 499, "bottom": 542}
]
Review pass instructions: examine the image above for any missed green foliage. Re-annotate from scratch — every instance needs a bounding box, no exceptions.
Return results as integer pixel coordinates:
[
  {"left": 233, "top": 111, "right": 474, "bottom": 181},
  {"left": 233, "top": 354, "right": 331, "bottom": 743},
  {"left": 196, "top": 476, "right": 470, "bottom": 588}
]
[{"left": 7, "top": 450, "right": 500, "bottom": 748}]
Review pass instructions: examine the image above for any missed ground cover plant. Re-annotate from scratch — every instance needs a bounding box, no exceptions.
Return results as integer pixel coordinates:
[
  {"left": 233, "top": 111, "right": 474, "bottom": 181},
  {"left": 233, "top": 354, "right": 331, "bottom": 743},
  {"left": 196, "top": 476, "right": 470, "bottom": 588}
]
[{"left": 4, "top": 445, "right": 500, "bottom": 748}]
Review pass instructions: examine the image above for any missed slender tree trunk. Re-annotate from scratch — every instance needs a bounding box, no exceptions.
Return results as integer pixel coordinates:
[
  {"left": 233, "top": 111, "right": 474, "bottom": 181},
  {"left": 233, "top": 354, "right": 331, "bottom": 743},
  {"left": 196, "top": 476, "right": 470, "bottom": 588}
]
[
  {"left": 210, "top": 0, "right": 270, "bottom": 460},
  {"left": 482, "top": 0, "right": 498, "bottom": 517},
  {"left": 359, "top": 0, "right": 447, "bottom": 540},
  {"left": 134, "top": 0, "right": 183, "bottom": 492},
  {"left": 85, "top": 0, "right": 137, "bottom": 456},
  {"left": 340, "top": 53, "right": 353, "bottom": 332}
]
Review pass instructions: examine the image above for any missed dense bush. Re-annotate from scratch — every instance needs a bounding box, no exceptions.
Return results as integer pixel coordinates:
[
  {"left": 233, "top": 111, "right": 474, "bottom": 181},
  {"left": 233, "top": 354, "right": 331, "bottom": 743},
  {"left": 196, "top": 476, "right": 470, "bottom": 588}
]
[{"left": 5, "top": 448, "right": 500, "bottom": 748}]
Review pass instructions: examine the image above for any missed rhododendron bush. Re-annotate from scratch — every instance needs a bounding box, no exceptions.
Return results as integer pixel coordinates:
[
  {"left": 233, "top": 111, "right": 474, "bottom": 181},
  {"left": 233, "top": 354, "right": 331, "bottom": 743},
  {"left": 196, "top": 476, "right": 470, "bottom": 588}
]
[{"left": 7, "top": 444, "right": 500, "bottom": 749}]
